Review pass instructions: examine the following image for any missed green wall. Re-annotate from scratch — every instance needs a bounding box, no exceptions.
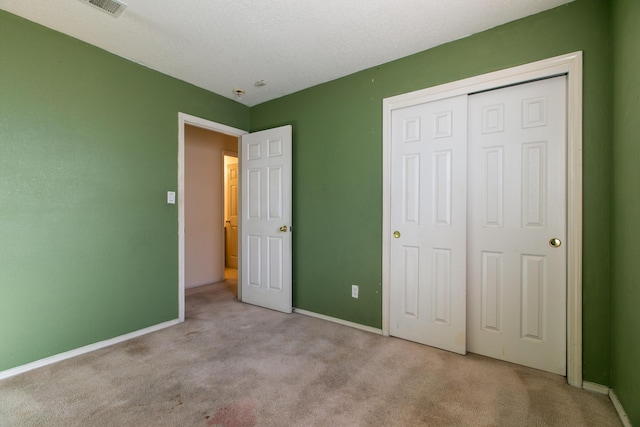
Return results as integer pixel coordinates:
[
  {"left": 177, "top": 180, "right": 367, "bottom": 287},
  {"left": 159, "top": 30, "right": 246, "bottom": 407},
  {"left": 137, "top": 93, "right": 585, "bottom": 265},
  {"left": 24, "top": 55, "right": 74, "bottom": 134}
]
[
  {"left": 611, "top": 0, "right": 640, "bottom": 424},
  {"left": 250, "top": 0, "right": 613, "bottom": 385},
  {"left": 0, "top": 10, "right": 249, "bottom": 371}
]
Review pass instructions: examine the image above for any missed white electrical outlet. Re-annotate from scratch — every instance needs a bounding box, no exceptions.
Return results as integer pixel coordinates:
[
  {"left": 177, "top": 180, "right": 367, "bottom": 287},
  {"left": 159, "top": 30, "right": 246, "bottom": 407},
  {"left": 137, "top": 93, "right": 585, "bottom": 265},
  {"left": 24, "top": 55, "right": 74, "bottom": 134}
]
[
  {"left": 167, "top": 191, "right": 176, "bottom": 204},
  {"left": 352, "top": 285, "right": 359, "bottom": 298}
]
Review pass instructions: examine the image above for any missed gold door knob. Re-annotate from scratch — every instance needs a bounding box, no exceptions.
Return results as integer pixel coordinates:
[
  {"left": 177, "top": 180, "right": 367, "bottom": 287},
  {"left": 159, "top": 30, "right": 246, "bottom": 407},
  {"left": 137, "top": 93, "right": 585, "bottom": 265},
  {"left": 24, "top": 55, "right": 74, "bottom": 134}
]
[
  {"left": 549, "top": 238, "right": 562, "bottom": 248},
  {"left": 279, "top": 225, "right": 288, "bottom": 232},
  {"left": 393, "top": 231, "right": 401, "bottom": 239}
]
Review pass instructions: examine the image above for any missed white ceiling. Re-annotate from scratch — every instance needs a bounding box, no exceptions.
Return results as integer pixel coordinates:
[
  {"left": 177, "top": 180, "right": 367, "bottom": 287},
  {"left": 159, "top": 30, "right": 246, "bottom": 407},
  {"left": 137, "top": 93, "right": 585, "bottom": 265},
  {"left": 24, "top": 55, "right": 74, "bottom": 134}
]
[{"left": 1, "top": 0, "right": 573, "bottom": 106}]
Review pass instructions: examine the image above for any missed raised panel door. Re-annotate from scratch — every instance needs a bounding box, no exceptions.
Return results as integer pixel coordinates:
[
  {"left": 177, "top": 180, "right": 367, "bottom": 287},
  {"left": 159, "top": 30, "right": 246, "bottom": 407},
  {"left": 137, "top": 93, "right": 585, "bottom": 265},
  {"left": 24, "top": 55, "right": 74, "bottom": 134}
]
[
  {"left": 467, "top": 76, "right": 567, "bottom": 375},
  {"left": 240, "top": 126, "right": 292, "bottom": 313},
  {"left": 389, "top": 95, "right": 468, "bottom": 355}
]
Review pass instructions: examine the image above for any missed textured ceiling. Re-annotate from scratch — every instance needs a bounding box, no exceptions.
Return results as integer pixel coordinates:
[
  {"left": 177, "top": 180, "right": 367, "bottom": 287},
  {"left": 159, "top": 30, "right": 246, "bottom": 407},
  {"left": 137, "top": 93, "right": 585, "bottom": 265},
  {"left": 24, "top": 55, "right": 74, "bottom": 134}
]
[{"left": 1, "top": 0, "right": 573, "bottom": 106}]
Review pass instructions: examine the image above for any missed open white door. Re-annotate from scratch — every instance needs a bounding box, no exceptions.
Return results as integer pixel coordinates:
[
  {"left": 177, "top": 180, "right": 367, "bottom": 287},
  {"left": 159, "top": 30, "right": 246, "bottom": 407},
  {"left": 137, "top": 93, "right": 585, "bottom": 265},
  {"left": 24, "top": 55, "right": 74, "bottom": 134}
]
[{"left": 240, "top": 125, "right": 292, "bottom": 313}]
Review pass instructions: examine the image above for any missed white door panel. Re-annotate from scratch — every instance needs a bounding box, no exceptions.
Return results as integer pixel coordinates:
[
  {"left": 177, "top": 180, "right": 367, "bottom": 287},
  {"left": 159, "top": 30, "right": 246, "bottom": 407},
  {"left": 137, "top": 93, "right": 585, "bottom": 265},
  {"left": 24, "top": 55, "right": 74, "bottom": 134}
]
[
  {"left": 225, "top": 161, "right": 238, "bottom": 269},
  {"left": 240, "top": 125, "right": 292, "bottom": 313},
  {"left": 467, "top": 76, "right": 567, "bottom": 374},
  {"left": 389, "top": 95, "right": 468, "bottom": 355}
]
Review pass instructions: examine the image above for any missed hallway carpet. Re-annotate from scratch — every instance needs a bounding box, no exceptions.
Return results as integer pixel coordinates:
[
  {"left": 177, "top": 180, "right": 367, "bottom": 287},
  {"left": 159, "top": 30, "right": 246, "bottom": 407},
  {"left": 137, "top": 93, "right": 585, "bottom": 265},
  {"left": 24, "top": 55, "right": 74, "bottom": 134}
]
[{"left": 0, "top": 275, "right": 620, "bottom": 426}]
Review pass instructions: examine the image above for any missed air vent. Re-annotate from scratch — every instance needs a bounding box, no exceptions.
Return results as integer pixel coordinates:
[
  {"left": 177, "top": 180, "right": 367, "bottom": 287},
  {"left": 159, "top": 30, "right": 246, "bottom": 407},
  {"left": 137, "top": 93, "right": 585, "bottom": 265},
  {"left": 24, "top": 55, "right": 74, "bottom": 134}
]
[{"left": 81, "top": 0, "right": 128, "bottom": 17}]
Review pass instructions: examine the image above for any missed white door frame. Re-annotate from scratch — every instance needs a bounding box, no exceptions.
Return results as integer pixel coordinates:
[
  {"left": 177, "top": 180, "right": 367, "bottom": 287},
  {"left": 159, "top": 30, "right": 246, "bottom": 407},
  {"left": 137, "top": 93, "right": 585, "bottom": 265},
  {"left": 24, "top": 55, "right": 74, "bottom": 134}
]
[
  {"left": 178, "top": 112, "right": 247, "bottom": 321},
  {"left": 382, "top": 52, "right": 583, "bottom": 386}
]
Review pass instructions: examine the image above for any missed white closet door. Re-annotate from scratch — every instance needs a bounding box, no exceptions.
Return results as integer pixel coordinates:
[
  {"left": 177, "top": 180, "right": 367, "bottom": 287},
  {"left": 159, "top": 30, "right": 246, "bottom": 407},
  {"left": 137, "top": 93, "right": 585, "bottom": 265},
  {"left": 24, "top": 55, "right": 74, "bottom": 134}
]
[
  {"left": 467, "top": 76, "right": 567, "bottom": 375},
  {"left": 389, "top": 95, "right": 468, "bottom": 355}
]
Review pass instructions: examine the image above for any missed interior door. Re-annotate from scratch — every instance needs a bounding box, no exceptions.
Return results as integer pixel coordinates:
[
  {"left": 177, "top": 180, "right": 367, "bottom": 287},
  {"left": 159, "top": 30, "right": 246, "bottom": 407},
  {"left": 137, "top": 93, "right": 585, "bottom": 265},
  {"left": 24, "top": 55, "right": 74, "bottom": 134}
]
[
  {"left": 225, "top": 161, "right": 239, "bottom": 269},
  {"left": 466, "top": 76, "right": 567, "bottom": 374},
  {"left": 389, "top": 95, "right": 468, "bottom": 354},
  {"left": 240, "top": 125, "right": 292, "bottom": 313}
]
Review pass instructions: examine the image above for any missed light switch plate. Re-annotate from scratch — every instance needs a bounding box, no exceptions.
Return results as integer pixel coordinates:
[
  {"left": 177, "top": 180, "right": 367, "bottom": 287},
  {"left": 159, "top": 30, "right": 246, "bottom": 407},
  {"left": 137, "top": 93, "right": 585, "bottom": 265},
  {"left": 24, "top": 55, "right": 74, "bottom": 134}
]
[{"left": 167, "top": 191, "right": 176, "bottom": 204}]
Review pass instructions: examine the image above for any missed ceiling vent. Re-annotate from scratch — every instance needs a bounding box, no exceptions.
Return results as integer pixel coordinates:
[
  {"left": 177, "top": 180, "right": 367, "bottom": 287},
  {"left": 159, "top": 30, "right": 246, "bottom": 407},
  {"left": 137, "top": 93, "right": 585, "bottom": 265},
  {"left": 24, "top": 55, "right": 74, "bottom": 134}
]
[{"left": 81, "top": 0, "right": 128, "bottom": 17}]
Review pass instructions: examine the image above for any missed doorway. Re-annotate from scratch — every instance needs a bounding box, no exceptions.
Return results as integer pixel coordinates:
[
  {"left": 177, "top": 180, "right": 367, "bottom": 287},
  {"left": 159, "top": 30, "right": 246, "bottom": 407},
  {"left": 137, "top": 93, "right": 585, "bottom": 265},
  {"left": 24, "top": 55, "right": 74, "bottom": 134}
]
[
  {"left": 179, "top": 115, "right": 294, "bottom": 319},
  {"left": 184, "top": 126, "right": 238, "bottom": 290},
  {"left": 382, "top": 52, "right": 583, "bottom": 386},
  {"left": 178, "top": 113, "right": 247, "bottom": 322}
]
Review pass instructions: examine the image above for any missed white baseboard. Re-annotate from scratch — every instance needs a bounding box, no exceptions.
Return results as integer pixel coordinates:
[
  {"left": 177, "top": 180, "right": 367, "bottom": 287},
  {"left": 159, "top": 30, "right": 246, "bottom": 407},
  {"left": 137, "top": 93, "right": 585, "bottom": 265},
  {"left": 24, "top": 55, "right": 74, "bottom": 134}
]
[
  {"left": 582, "top": 381, "right": 610, "bottom": 394},
  {"left": 609, "top": 389, "right": 632, "bottom": 427},
  {"left": 0, "top": 319, "right": 181, "bottom": 381},
  {"left": 293, "top": 308, "right": 383, "bottom": 335},
  {"left": 186, "top": 277, "right": 225, "bottom": 290},
  {"left": 582, "top": 382, "right": 632, "bottom": 427}
]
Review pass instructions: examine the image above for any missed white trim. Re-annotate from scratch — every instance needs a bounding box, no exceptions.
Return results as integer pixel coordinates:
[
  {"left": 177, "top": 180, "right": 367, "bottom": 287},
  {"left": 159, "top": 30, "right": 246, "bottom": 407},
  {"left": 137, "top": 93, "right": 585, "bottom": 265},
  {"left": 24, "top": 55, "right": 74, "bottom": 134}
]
[
  {"left": 565, "top": 52, "right": 584, "bottom": 388},
  {"left": 382, "top": 52, "right": 583, "bottom": 386},
  {"left": 0, "top": 319, "right": 180, "bottom": 381},
  {"left": 293, "top": 308, "right": 383, "bottom": 335},
  {"left": 609, "top": 389, "right": 633, "bottom": 427},
  {"left": 582, "top": 381, "right": 610, "bottom": 394},
  {"left": 582, "top": 382, "right": 633, "bottom": 427},
  {"left": 178, "top": 113, "right": 247, "bottom": 321}
]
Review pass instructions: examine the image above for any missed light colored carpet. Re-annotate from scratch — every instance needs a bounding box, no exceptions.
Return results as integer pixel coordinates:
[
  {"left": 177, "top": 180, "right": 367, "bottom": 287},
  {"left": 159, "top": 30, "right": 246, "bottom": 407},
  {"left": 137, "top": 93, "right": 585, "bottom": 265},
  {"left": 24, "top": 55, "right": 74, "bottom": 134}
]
[{"left": 0, "top": 273, "right": 621, "bottom": 426}]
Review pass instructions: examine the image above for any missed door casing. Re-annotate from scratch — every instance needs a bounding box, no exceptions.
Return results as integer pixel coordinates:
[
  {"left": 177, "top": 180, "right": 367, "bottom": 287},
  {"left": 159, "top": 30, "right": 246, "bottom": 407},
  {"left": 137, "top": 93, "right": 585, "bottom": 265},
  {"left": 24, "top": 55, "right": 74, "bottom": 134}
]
[{"left": 382, "top": 52, "right": 583, "bottom": 386}]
